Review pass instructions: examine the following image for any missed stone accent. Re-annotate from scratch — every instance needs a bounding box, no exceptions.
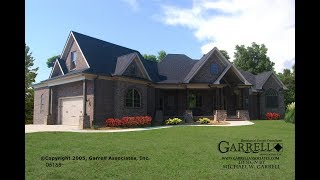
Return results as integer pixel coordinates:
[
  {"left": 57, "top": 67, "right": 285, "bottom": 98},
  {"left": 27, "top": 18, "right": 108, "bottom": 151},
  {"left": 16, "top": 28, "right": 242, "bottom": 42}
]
[
  {"left": 214, "top": 110, "right": 227, "bottom": 121},
  {"left": 183, "top": 110, "right": 193, "bottom": 123},
  {"left": 236, "top": 110, "right": 250, "bottom": 120},
  {"left": 79, "top": 115, "right": 90, "bottom": 129},
  {"left": 153, "top": 110, "right": 163, "bottom": 125},
  {"left": 64, "top": 38, "right": 89, "bottom": 72},
  {"left": 191, "top": 53, "right": 228, "bottom": 83}
]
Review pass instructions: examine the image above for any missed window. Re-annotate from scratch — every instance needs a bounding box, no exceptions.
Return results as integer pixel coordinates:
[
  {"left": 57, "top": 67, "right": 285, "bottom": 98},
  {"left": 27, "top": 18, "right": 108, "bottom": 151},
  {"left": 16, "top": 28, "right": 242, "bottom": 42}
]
[
  {"left": 265, "top": 89, "right": 278, "bottom": 108},
  {"left": 188, "top": 93, "right": 202, "bottom": 108},
  {"left": 210, "top": 64, "right": 218, "bottom": 75},
  {"left": 70, "top": 51, "right": 77, "bottom": 69},
  {"left": 40, "top": 94, "right": 44, "bottom": 113},
  {"left": 125, "top": 89, "right": 141, "bottom": 108}
]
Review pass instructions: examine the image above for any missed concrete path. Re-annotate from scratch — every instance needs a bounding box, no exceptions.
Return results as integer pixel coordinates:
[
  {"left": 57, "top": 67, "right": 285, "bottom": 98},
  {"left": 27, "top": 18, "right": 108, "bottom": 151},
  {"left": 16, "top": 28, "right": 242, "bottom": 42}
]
[{"left": 25, "top": 121, "right": 254, "bottom": 133}]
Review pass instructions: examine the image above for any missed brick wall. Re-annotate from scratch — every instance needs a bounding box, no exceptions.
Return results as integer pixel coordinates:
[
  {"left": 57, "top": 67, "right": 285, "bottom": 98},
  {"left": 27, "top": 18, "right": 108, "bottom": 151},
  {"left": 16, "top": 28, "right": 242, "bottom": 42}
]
[
  {"left": 113, "top": 81, "right": 148, "bottom": 118},
  {"left": 33, "top": 87, "right": 49, "bottom": 124},
  {"left": 94, "top": 79, "right": 115, "bottom": 126},
  {"left": 64, "top": 40, "right": 89, "bottom": 71}
]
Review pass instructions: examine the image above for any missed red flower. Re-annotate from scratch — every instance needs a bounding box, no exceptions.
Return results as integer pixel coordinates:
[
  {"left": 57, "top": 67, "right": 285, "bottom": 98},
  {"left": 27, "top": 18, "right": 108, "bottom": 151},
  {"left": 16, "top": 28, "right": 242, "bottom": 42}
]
[
  {"left": 106, "top": 116, "right": 152, "bottom": 127},
  {"left": 265, "top": 112, "right": 280, "bottom": 120}
]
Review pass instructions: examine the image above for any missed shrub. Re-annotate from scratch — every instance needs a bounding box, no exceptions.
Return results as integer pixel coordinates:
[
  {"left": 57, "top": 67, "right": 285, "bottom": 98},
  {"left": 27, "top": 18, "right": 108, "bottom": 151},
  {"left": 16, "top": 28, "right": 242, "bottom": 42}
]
[
  {"left": 199, "top": 117, "right": 211, "bottom": 124},
  {"left": 165, "top": 118, "right": 182, "bottom": 125},
  {"left": 106, "top": 116, "right": 152, "bottom": 128},
  {"left": 265, "top": 112, "right": 281, "bottom": 120},
  {"left": 285, "top": 102, "right": 295, "bottom": 123}
]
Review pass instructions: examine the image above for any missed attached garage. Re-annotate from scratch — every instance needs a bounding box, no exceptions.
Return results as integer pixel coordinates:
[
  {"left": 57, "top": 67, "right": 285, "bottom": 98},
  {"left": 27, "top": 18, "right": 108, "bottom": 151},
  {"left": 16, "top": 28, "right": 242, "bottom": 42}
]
[{"left": 60, "top": 97, "right": 83, "bottom": 126}]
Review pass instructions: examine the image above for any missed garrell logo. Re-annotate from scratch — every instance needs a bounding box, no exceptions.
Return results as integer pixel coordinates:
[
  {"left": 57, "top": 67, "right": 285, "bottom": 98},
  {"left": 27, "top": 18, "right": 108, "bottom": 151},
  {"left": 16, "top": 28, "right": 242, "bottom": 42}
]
[{"left": 218, "top": 141, "right": 283, "bottom": 153}]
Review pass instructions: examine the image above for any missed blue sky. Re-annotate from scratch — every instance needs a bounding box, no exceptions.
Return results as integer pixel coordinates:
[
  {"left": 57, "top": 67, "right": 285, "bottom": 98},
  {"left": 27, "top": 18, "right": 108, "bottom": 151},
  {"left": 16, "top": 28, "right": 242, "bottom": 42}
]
[{"left": 26, "top": 0, "right": 294, "bottom": 83}]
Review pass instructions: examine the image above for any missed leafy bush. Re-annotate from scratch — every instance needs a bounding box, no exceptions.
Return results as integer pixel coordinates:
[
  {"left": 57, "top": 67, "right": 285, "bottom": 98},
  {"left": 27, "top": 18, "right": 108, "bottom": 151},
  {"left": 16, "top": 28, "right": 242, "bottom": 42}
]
[
  {"left": 265, "top": 112, "right": 280, "bottom": 120},
  {"left": 165, "top": 118, "right": 182, "bottom": 125},
  {"left": 285, "top": 102, "right": 295, "bottom": 123},
  {"left": 106, "top": 116, "right": 152, "bottom": 128},
  {"left": 199, "top": 117, "right": 211, "bottom": 124}
]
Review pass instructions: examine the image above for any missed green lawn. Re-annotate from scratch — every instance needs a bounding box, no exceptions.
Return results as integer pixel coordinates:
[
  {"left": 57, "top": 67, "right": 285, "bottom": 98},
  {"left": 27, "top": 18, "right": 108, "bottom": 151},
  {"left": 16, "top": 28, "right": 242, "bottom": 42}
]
[{"left": 26, "top": 120, "right": 294, "bottom": 179}]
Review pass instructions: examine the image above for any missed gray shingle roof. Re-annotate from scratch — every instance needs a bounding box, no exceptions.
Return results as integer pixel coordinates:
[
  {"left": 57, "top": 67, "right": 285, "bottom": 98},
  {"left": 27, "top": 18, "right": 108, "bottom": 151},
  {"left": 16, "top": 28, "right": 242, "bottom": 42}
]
[
  {"left": 57, "top": 59, "right": 68, "bottom": 74},
  {"left": 71, "top": 31, "right": 159, "bottom": 81},
  {"left": 157, "top": 54, "right": 198, "bottom": 83},
  {"left": 255, "top": 71, "right": 273, "bottom": 89}
]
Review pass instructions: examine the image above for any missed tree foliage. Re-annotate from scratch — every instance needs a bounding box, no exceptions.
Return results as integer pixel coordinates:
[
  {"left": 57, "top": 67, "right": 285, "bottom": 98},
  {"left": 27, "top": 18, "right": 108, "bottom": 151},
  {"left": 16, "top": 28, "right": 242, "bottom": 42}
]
[
  {"left": 233, "top": 42, "right": 275, "bottom": 74},
  {"left": 25, "top": 45, "right": 39, "bottom": 123},
  {"left": 157, "top": 50, "right": 167, "bottom": 62},
  {"left": 143, "top": 50, "right": 167, "bottom": 62},
  {"left": 143, "top": 54, "right": 157, "bottom": 62},
  {"left": 46, "top": 55, "right": 60, "bottom": 68},
  {"left": 277, "top": 64, "right": 295, "bottom": 107},
  {"left": 219, "top": 50, "right": 230, "bottom": 60}
]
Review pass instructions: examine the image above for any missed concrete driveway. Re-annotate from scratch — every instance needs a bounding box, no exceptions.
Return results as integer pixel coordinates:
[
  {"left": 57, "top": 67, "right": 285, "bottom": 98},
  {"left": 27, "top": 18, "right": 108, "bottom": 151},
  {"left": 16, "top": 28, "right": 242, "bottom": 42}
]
[{"left": 25, "top": 121, "right": 254, "bottom": 133}]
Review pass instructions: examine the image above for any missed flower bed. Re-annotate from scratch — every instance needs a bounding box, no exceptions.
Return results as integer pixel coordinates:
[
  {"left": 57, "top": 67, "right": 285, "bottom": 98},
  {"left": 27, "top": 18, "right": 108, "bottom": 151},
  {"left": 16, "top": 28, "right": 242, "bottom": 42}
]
[
  {"left": 265, "top": 112, "right": 280, "bottom": 120},
  {"left": 106, "top": 116, "right": 152, "bottom": 128}
]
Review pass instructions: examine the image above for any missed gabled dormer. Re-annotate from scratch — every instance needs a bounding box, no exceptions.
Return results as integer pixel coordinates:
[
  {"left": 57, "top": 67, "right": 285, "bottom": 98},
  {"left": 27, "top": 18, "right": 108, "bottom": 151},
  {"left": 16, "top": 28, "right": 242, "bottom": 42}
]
[
  {"left": 184, "top": 47, "right": 229, "bottom": 83},
  {"left": 113, "top": 52, "right": 151, "bottom": 80},
  {"left": 49, "top": 59, "right": 67, "bottom": 78},
  {"left": 60, "top": 31, "right": 90, "bottom": 72}
]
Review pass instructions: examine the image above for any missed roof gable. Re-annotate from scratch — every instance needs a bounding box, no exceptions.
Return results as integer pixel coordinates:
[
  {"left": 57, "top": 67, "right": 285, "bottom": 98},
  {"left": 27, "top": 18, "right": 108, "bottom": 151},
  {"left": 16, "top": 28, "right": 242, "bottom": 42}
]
[
  {"left": 260, "top": 72, "right": 288, "bottom": 90},
  {"left": 49, "top": 59, "right": 64, "bottom": 78},
  {"left": 183, "top": 47, "right": 229, "bottom": 83},
  {"left": 113, "top": 52, "right": 151, "bottom": 81},
  {"left": 60, "top": 32, "right": 90, "bottom": 69},
  {"left": 214, "top": 64, "right": 251, "bottom": 85}
]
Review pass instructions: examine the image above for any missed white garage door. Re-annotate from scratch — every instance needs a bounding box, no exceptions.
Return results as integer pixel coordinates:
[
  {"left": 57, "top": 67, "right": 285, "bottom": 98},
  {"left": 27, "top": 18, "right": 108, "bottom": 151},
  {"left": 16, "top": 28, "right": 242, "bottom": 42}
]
[{"left": 61, "top": 97, "right": 83, "bottom": 126}]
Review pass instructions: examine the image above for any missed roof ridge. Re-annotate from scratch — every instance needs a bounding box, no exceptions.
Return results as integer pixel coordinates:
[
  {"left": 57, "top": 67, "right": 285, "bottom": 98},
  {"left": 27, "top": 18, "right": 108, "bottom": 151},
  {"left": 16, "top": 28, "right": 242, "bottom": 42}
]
[{"left": 71, "top": 31, "right": 139, "bottom": 53}]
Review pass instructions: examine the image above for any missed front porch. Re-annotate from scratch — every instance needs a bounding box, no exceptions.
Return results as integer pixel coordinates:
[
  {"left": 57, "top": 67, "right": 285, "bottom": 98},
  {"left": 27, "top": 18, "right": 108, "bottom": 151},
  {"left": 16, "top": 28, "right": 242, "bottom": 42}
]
[{"left": 153, "top": 85, "right": 250, "bottom": 125}]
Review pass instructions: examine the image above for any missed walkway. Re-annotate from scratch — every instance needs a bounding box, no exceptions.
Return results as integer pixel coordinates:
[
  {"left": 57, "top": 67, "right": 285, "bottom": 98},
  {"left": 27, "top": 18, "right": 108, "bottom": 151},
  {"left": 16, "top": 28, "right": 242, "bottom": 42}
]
[{"left": 25, "top": 121, "right": 254, "bottom": 133}]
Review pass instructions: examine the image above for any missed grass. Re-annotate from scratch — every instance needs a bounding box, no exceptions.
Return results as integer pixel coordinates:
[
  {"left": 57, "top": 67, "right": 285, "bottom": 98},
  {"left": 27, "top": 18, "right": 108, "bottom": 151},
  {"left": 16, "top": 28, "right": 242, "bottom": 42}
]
[{"left": 26, "top": 120, "right": 294, "bottom": 179}]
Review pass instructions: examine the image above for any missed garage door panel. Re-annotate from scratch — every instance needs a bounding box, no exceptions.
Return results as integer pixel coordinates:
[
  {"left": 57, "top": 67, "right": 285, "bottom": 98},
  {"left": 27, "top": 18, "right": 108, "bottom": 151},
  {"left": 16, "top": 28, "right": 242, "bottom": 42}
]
[{"left": 61, "top": 97, "right": 83, "bottom": 126}]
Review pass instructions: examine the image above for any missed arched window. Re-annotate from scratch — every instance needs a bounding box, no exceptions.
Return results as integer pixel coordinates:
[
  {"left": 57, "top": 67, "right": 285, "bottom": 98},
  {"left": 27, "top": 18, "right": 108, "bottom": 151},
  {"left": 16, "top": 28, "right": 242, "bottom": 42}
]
[
  {"left": 265, "top": 89, "right": 278, "bottom": 108},
  {"left": 40, "top": 94, "right": 44, "bottom": 112},
  {"left": 125, "top": 89, "right": 141, "bottom": 108}
]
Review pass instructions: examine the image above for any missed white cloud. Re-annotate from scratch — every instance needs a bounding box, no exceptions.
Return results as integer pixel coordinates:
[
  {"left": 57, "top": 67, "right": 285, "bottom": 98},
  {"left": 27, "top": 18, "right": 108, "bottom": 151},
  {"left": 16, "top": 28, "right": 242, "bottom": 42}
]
[
  {"left": 121, "top": 0, "right": 139, "bottom": 12},
  {"left": 160, "top": 0, "right": 295, "bottom": 72}
]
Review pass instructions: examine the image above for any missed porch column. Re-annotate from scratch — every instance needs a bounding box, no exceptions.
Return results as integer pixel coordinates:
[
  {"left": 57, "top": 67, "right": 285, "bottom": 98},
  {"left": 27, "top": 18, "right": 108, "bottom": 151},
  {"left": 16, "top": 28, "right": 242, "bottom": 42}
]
[
  {"left": 47, "top": 87, "right": 52, "bottom": 115},
  {"left": 242, "top": 88, "right": 245, "bottom": 109},
  {"left": 220, "top": 88, "right": 224, "bottom": 110},
  {"left": 82, "top": 79, "right": 87, "bottom": 116},
  {"left": 46, "top": 87, "right": 53, "bottom": 125},
  {"left": 216, "top": 88, "right": 220, "bottom": 109}
]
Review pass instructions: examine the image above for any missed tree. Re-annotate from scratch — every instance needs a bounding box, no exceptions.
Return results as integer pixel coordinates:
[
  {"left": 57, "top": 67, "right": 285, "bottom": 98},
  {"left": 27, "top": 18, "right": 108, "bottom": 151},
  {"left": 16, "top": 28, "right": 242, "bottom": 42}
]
[
  {"left": 233, "top": 42, "right": 275, "bottom": 74},
  {"left": 157, "top": 50, "right": 167, "bottom": 62},
  {"left": 143, "top": 54, "right": 157, "bottom": 62},
  {"left": 25, "top": 45, "right": 39, "bottom": 123},
  {"left": 46, "top": 55, "right": 60, "bottom": 68},
  {"left": 277, "top": 64, "right": 295, "bottom": 107},
  {"left": 144, "top": 50, "right": 167, "bottom": 62},
  {"left": 219, "top": 50, "right": 230, "bottom": 60}
]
